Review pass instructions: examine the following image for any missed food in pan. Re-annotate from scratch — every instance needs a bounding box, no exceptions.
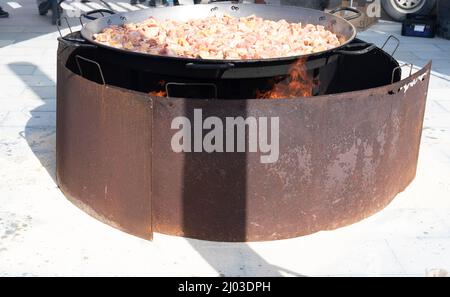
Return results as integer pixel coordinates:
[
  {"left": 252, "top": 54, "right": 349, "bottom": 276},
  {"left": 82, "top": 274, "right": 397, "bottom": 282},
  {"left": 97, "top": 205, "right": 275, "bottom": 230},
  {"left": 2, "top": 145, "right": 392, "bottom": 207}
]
[{"left": 93, "top": 15, "right": 342, "bottom": 60}]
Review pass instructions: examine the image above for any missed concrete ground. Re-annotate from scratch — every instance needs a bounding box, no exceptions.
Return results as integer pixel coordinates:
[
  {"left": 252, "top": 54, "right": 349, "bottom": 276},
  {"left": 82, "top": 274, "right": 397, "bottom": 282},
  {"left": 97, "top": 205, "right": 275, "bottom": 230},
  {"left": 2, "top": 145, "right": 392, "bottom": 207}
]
[{"left": 1, "top": 0, "right": 450, "bottom": 277}]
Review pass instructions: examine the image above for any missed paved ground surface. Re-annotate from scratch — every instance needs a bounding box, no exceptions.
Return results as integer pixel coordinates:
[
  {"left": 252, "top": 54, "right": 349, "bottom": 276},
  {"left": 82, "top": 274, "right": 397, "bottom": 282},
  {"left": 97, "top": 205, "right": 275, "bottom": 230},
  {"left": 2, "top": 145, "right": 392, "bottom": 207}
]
[{"left": 0, "top": 0, "right": 449, "bottom": 276}]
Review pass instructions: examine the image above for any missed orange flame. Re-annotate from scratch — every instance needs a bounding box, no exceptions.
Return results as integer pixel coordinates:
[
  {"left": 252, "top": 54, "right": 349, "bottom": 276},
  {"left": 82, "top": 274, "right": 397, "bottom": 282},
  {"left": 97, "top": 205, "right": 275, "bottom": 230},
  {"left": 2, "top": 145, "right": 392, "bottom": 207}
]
[
  {"left": 150, "top": 90, "right": 167, "bottom": 97},
  {"left": 257, "top": 58, "right": 313, "bottom": 99},
  {"left": 150, "top": 80, "right": 167, "bottom": 97}
]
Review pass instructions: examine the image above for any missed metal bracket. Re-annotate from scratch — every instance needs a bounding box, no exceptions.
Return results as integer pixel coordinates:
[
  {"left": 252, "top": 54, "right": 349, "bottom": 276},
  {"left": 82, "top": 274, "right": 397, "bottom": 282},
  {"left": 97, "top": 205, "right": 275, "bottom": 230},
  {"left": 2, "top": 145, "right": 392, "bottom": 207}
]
[
  {"left": 165, "top": 82, "right": 218, "bottom": 99},
  {"left": 75, "top": 55, "right": 106, "bottom": 85},
  {"left": 56, "top": 16, "right": 72, "bottom": 38},
  {"left": 391, "top": 63, "right": 413, "bottom": 84},
  {"left": 382, "top": 35, "right": 400, "bottom": 58}
]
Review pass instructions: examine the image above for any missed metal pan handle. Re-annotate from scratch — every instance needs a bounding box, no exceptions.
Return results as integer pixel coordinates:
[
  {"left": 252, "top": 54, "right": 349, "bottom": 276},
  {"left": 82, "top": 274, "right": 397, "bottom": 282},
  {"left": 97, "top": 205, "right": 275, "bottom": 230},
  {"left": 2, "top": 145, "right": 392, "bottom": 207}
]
[
  {"left": 335, "top": 43, "right": 377, "bottom": 55},
  {"left": 186, "top": 62, "right": 235, "bottom": 70},
  {"left": 57, "top": 36, "right": 97, "bottom": 49},
  {"left": 80, "top": 9, "right": 116, "bottom": 22},
  {"left": 329, "top": 7, "right": 362, "bottom": 21}
]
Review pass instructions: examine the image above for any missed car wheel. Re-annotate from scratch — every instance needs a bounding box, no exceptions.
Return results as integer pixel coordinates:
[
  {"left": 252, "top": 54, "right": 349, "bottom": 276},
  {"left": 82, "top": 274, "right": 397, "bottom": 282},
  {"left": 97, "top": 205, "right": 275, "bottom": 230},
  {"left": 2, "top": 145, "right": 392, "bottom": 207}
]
[{"left": 381, "top": 0, "right": 436, "bottom": 21}]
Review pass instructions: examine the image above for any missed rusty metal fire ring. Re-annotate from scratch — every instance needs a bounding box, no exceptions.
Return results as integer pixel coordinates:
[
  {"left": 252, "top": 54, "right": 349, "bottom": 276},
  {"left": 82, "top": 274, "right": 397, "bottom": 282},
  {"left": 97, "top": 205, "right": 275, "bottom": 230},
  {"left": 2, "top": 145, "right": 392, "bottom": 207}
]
[{"left": 56, "top": 43, "right": 431, "bottom": 242}]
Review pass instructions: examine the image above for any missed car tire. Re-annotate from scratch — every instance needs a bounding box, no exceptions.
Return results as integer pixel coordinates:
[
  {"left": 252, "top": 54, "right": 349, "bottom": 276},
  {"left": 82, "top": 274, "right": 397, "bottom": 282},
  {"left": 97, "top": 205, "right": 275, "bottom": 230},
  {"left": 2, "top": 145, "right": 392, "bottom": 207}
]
[{"left": 381, "top": 0, "right": 436, "bottom": 21}]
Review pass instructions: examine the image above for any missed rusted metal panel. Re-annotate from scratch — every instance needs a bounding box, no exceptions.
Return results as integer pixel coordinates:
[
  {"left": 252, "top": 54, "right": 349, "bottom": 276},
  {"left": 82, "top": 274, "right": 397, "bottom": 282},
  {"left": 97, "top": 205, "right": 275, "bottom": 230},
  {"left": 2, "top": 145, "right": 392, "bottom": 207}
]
[
  {"left": 56, "top": 52, "right": 431, "bottom": 242},
  {"left": 56, "top": 63, "right": 153, "bottom": 240},
  {"left": 151, "top": 63, "right": 431, "bottom": 241}
]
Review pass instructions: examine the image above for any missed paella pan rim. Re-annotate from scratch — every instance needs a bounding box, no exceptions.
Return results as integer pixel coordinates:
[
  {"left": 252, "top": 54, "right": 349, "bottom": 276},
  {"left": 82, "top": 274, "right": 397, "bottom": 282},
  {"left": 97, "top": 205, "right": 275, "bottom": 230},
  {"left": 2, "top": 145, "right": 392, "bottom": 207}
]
[{"left": 79, "top": 3, "right": 358, "bottom": 64}]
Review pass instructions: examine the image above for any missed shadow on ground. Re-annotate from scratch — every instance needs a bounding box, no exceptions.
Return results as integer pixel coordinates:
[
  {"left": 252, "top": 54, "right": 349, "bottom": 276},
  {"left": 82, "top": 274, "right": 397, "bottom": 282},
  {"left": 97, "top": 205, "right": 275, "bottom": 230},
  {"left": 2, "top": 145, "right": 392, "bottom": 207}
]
[{"left": 8, "top": 63, "right": 57, "bottom": 183}]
